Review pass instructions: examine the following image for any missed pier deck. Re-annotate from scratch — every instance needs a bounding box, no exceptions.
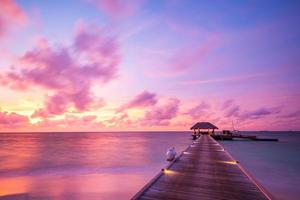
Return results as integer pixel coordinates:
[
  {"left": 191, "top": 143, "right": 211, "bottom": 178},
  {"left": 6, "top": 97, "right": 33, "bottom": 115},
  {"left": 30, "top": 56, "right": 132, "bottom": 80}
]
[{"left": 131, "top": 135, "right": 271, "bottom": 200}]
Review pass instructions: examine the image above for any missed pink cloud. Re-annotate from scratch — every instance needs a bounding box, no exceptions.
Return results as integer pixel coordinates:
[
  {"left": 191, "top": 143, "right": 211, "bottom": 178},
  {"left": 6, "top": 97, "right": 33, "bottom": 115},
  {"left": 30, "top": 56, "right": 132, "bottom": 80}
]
[
  {"left": 118, "top": 91, "right": 157, "bottom": 112},
  {"left": 221, "top": 99, "right": 281, "bottom": 121},
  {"left": 281, "top": 110, "right": 300, "bottom": 119},
  {"left": 177, "top": 99, "right": 286, "bottom": 131},
  {"left": 239, "top": 107, "right": 281, "bottom": 121},
  {"left": 0, "top": 110, "right": 29, "bottom": 128},
  {"left": 222, "top": 99, "right": 234, "bottom": 109},
  {"left": 2, "top": 22, "right": 120, "bottom": 117},
  {"left": 141, "top": 98, "right": 180, "bottom": 126},
  {"left": 34, "top": 114, "right": 102, "bottom": 131},
  {"left": 105, "top": 112, "right": 133, "bottom": 127},
  {"left": 144, "top": 35, "right": 219, "bottom": 78},
  {"left": 32, "top": 92, "right": 73, "bottom": 117},
  {"left": 221, "top": 99, "right": 240, "bottom": 118},
  {"left": 225, "top": 106, "right": 240, "bottom": 118},
  {"left": 93, "top": 0, "right": 144, "bottom": 19},
  {"left": 184, "top": 101, "right": 211, "bottom": 119},
  {"left": 181, "top": 73, "right": 267, "bottom": 86},
  {"left": 0, "top": 0, "right": 27, "bottom": 38},
  {"left": 170, "top": 36, "right": 218, "bottom": 71}
]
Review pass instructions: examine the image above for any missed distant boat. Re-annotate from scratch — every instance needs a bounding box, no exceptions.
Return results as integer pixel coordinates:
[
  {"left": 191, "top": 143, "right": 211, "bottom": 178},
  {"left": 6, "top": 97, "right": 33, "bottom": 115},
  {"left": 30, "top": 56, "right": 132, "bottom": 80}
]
[
  {"left": 231, "top": 120, "right": 240, "bottom": 135},
  {"left": 166, "top": 147, "right": 176, "bottom": 161}
]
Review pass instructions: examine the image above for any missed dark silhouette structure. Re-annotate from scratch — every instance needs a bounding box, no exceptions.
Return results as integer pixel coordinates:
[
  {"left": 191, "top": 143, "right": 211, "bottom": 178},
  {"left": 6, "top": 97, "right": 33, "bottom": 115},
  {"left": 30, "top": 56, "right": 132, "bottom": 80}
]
[{"left": 190, "top": 122, "right": 218, "bottom": 139}]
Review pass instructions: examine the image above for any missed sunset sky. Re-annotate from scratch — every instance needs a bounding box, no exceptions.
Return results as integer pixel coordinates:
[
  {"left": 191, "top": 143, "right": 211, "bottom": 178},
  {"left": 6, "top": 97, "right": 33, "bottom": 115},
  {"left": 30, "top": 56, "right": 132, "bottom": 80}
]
[{"left": 0, "top": 0, "right": 299, "bottom": 131}]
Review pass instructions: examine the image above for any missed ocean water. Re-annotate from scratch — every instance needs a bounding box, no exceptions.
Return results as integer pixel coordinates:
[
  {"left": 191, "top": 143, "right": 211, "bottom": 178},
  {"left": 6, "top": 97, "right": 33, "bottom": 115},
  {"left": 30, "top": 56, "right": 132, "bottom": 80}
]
[
  {"left": 0, "top": 132, "right": 191, "bottom": 199},
  {"left": 0, "top": 131, "right": 299, "bottom": 200},
  {"left": 220, "top": 131, "right": 300, "bottom": 200}
]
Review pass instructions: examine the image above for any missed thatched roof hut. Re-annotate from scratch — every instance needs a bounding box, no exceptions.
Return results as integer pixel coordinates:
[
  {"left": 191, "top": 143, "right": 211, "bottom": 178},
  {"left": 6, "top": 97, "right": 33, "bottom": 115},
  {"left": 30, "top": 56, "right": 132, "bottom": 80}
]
[{"left": 190, "top": 122, "right": 218, "bottom": 130}]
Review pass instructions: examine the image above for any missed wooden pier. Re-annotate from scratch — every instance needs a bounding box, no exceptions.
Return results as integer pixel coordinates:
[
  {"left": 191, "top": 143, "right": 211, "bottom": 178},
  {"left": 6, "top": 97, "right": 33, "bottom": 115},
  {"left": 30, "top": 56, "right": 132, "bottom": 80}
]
[
  {"left": 131, "top": 135, "right": 272, "bottom": 200},
  {"left": 212, "top": 134, "right": 279, "bottom": 141}
]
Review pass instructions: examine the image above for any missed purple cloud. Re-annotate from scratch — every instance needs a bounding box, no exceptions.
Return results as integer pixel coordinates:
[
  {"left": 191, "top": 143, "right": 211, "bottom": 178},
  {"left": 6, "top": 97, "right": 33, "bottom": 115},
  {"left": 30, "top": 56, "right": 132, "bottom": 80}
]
[
  {"left": 141, "top": 98, "right": 180, "bottom": 126},
  {"left": 185, "top": 101, "right": 211, "bottom": 119},
  {"left": 0, "top": 0, "right": 27, "bottom": 39},
  {"left": 222, "top": 99, "right": 234, "bottom": 109},
  {"left": 0, "top": 110, "right": 29, "bottom": 128},
  {"left": 222, "top": 99, "right": 240, "bottom": 117},
  {"left": 169, "top": 36, "right": 218, "bottom": 71},
  {"left": 225, "top": 106, "right": 240, "bottom": 118},
  {"left": 2, "top": 22, "right": 120, "bottom": 117},
  {"left": 105, "top": 112, "right": 132, "bottom": 127},
  {"left": 118, "top": 91, "right": 157, "bottom": 112},
  {"left": 93, "top": 0, "right": 144, "bottom": 19},
  {"left": 239, "top": 107, "right": 281, "bottom": 120},
  {"left": 281, "top": 110, "right": 300, "bottom": 118},
  {"left": 221, "top": 100, "right": 281, "bottom": 121}
]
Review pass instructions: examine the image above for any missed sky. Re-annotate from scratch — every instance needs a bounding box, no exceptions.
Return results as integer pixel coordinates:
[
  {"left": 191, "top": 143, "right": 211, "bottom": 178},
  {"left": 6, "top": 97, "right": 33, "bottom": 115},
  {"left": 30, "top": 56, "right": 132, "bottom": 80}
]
[{"left": 0, "top": 0, "right": 299, "bottom": 131}]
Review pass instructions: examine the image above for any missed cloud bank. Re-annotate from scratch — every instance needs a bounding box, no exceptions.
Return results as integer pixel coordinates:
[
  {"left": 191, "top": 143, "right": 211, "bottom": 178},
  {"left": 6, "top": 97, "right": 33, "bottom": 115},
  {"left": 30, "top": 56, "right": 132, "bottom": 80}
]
[{"left": 2, "top": 22, "right": 120, "bottom": 117}]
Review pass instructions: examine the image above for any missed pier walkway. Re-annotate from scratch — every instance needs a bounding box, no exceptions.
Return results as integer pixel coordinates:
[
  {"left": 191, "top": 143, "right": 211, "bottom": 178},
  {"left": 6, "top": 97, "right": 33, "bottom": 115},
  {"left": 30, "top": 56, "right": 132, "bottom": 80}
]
[{"left": 131, "top": 135, "right": 272, "bottom": 200}]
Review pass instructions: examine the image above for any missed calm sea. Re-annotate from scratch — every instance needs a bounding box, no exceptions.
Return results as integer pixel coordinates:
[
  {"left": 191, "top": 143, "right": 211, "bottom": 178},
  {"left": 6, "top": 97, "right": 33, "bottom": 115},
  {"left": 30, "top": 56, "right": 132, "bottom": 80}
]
[
  {"left": 0, "top": 131, "right": 299, "bottom": 200},
  {"left": 220, "top": 131, "right": 300, "bottom": 200}
]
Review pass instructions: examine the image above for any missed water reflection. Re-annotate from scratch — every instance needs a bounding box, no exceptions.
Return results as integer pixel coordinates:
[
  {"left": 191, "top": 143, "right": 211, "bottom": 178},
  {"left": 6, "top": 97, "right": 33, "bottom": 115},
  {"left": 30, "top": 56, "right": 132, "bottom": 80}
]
[
  {"left": 220, "top": 131, "right": 300, "bottom": 200},
  {"left": 0, "top": 132, "right": 190, "bottom": 199}
]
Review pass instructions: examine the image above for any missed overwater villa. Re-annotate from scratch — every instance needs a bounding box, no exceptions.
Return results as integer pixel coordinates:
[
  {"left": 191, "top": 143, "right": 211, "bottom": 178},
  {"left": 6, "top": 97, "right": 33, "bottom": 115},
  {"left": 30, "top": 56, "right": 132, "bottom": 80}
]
[
  {"left": 190, "top": 122, "right": 218, "bottom": 140},
  {"left": 190, "top": 121, "right": 278, "bottom": 141}
]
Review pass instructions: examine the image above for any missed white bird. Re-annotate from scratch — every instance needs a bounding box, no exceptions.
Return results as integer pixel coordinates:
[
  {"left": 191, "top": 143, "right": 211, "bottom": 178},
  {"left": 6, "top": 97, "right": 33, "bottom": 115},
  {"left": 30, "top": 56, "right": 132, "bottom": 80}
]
[{"left": 166, "top": 147, "right": 176, "bottom": 161}]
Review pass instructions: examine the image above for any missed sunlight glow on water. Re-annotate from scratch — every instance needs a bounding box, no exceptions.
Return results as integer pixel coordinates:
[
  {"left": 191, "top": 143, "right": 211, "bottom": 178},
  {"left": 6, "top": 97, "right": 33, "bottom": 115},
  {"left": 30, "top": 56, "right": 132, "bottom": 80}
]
[{"left": 0, "top": 132, "right": 190, "bottom": 199}]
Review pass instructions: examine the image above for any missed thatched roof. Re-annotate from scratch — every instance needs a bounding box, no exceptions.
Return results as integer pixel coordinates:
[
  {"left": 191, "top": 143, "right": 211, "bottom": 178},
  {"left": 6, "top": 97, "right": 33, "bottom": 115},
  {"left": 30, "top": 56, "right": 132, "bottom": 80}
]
[{"left": 190, "top": 122, "right": 218, "bottom": 130}]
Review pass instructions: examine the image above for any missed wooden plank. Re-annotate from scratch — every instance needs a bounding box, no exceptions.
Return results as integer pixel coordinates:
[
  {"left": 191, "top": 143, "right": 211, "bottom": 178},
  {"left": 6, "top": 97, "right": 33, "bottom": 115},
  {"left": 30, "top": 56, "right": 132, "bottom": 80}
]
[{"left": 131, "top": 135, "right": 273, "bottom": 200}]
